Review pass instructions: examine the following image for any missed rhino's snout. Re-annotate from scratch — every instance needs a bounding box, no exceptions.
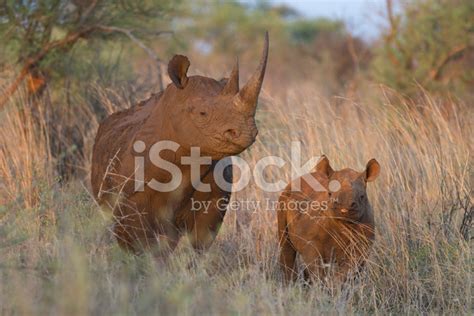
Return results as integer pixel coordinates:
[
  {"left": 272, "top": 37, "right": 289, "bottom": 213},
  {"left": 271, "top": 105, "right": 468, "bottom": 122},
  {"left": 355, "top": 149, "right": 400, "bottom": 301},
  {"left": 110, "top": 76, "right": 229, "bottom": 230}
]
[
  {"left": 251, "top": 125, "right": 258, "bottom": 139},
  {"left": 224, "top": 128, "right": 241, "bottom": 140},
  {"left": 243, "top": 123, "right": 258, "bottom": 146},
  {"left": 350, "top": 201, "right": 358, "bottom": 211},
  {"left": 332, "top": 190, "right": 365, "bottom": 214},
  {"left": 223, "top": 128, "right": 257, "bottom": 147},
  {"left": 222, "top": 119, "right": 258, "bottom": 149}
]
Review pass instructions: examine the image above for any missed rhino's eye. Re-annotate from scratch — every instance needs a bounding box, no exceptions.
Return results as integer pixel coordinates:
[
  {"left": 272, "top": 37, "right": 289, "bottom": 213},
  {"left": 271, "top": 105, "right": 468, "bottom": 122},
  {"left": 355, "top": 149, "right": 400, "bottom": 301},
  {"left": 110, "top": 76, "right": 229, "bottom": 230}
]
[{"left": 199, "top": 111, "right": 207, "bottom": 116}]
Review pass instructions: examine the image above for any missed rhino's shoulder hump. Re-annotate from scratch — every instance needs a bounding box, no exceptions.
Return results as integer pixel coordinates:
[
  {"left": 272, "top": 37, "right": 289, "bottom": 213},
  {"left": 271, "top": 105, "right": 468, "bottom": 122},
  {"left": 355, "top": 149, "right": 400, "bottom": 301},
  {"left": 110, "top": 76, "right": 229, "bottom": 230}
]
[{"left": 91, "top": 93, "right": 162, "bottom": 197}]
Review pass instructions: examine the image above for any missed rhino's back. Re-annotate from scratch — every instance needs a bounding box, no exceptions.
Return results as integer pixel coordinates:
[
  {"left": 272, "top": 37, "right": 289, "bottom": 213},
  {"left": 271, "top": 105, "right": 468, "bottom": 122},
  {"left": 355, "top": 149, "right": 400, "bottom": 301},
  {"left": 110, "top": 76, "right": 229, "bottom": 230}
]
[{"left": 91, "top": 93, "right": 162, "bottom": 199}]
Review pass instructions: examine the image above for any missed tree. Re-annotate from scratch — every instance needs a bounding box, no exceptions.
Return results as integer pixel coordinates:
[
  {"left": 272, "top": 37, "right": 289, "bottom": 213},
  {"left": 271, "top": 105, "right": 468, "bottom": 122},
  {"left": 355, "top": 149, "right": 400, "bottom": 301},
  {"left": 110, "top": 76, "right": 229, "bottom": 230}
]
[
  {"left": 0, "top": 0, "right": 178, "bottom": 108},
  {"left": 372, "top": 0, "right": 474, "bottom": 98}
]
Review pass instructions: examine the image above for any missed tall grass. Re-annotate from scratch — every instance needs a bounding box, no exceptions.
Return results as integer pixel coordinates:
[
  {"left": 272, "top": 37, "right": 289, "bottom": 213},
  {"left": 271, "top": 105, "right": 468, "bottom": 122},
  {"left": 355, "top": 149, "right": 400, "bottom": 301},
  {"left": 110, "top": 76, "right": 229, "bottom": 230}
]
[
  {"left": 0, "top": 82, "right": 471, "bottom": 314},
  {"left": 0, "top": 96, "right": 52, "bottom": 209}
]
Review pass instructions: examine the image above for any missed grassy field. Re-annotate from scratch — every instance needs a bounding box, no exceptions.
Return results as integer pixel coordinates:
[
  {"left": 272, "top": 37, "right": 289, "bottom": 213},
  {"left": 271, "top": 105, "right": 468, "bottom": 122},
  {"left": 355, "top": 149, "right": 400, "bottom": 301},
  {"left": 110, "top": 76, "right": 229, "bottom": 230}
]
[{"left": 0, "top": 83, "right": 472, "bottom": 314}]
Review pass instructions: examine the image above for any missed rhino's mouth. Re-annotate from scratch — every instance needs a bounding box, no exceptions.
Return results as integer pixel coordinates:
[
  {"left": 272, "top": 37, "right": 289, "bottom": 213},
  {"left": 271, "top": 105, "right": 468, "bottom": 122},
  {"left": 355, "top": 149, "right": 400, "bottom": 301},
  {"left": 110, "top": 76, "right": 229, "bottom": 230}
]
[
  {"left": 202, "top": 139, "right": 244, "bottom": 159},
  {"left": 336, "top": 208, "right": 364, "bottom": 222},
  {"left": 213, "top": 135, "right": 256, "bottom": 155},
  {"left": 219, "top": 141, "right": 247, "bottom": 155}
]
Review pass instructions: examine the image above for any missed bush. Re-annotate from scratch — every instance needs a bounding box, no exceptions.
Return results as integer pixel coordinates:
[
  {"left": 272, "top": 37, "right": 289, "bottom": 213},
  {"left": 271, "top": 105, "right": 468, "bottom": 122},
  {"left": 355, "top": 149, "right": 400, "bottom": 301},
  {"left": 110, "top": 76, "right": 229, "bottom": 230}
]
[{"left": 372, "top": 0, "right": 474, "bottom": 99}]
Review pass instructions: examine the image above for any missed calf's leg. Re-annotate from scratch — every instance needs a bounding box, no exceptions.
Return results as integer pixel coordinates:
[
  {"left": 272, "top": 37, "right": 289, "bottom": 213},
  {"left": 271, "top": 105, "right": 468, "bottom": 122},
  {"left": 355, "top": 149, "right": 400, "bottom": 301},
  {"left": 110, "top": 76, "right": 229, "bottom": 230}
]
[{"left": 278, "top": 208, "right": 297, "bottom": 282}]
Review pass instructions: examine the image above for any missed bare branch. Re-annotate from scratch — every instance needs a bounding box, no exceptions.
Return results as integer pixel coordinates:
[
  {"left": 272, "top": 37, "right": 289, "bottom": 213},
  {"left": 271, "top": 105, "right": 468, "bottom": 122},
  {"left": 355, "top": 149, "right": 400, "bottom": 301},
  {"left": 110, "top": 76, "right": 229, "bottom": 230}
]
[
  {"left": 0, "top": 23, "right": 171, "bottom": 109},
  {"left": 79, "top": 0, "right": 99, "bottom": 25},
  {"left": 95, "top": 25, "right": 164, "bottom": 63},
  {"left": 95, "top": 25, "right": 169, "bottom": 90},
  {"left": 428, "top": 45, "right": 473, "bottom": 82}
]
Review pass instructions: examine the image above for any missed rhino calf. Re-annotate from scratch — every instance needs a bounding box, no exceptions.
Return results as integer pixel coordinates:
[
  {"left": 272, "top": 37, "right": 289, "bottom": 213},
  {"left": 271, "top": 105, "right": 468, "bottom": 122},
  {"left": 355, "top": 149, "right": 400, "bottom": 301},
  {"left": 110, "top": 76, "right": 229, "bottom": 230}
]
[{"left": 277, "top": 156, "right": 380, "bottom": 283}]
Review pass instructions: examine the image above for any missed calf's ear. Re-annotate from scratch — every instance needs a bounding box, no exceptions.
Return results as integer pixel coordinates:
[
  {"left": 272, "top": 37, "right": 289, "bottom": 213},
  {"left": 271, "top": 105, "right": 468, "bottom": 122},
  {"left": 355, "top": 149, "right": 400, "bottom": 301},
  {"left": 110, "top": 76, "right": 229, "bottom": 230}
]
[
  {"left": 168, "top": 55, "right": 190, "bottom": 89},
  {"left": 365, "top": 159, "right": 380, "bottom": 182},
  {"left": 315, "top": 155, "right": 334, "bottom": 177}
]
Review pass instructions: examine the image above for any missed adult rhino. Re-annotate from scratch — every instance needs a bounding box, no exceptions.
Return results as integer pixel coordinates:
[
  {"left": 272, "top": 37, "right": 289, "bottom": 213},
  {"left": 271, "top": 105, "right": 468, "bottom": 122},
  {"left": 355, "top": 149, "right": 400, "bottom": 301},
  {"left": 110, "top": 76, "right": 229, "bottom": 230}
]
[{"left": 91, "top": 33, "right": 269, "bottom": 254}]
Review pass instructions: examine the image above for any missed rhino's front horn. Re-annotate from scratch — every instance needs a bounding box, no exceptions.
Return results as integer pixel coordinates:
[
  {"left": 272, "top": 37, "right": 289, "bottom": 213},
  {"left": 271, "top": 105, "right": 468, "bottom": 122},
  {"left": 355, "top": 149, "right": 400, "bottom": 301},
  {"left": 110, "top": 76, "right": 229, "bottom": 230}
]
[{"left": 235, "top": 32, "right": 269, "bottom": 114}]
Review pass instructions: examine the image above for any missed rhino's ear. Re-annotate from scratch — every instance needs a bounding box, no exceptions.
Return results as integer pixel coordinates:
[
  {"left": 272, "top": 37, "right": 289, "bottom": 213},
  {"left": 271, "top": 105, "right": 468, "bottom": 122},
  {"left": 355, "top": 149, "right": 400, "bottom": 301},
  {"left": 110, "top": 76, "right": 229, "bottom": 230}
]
[
  {"left": 315, "top": 155, "right": 334, "bottom": 177},
  {"left": 365, "top": 159, "right": 380, "bottom": 182},
  {"left": 167, "top": 55, "right": 190, "bottom": 89}
]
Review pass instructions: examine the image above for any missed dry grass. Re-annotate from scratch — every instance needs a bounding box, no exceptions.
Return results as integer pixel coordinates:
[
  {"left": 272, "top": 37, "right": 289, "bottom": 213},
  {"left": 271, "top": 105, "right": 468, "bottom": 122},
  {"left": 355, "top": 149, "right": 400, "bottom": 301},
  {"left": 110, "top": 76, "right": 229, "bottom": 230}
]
[{"left": 0, "top": 80, "right": 472, "bottom": 314}]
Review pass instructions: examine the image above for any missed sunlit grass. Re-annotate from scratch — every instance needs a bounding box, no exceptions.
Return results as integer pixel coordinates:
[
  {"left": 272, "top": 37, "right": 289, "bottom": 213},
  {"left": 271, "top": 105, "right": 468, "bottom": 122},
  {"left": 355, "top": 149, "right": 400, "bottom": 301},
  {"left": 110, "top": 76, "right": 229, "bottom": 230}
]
[{"left": 0, "top": 82, "right": 471, "bottom": 314}]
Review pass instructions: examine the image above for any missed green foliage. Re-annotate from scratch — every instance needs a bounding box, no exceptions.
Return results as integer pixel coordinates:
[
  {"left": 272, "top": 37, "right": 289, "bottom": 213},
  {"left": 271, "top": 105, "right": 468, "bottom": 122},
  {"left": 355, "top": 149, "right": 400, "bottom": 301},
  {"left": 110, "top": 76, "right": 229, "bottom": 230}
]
[
  {"left": 372, "top": 0, "right": 474, "bottom": 97},
  {"left": 0, "top": 0, "right": 176, "bottom": 60},
  {"left": 0, "top": 0, "right": 183, "bottom": 181},
  {"left": 0, "top": 0, "right": 179, "bottom": 93},
  {"left": 182, "top": 0, "right": 347, "bottom": 58},
  {"left": 288, "top": 18, "right": 345, "bottom": 44},
  {"left": 185, "top": 0, "right": 287, "bottom": 55}
]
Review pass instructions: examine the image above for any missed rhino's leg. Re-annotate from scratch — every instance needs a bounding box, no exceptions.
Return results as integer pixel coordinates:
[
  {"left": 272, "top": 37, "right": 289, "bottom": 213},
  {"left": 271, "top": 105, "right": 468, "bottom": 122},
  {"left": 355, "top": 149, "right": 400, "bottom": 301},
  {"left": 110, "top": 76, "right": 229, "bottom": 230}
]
[
  {"left": 302, "top": 258, "right": 327, "bottom": 283},
  {"left": 278, "top": 230, "right": 297, "bottom": 282},
  {"left": 148, "top": 193, "right": 181, "bottom": 255},
  {"left": 188, "top": 192, "right": 230, "bottom": 251},
  {"left": 176, "top": 163, "right": 232, "bottom": 251},
  {"left": 112, "top": 194, "right": 157, "bottom": 253},
  {"left": 277, "top": 199, "right": 297, "bottom": 282},
  {"left": 112, "top": 192, "right": 180, "bottom": 255}
]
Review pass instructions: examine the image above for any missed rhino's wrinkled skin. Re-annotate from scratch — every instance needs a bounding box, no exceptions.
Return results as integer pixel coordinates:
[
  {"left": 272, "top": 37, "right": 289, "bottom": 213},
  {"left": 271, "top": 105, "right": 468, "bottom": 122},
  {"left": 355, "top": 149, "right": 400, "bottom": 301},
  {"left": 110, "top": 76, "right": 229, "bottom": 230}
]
[
  {"left": 91, "top": 33, "right": 269, "bottom": 253},
  {"left": 277, "top": 156, "right": 380, "bottom": 283}
]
